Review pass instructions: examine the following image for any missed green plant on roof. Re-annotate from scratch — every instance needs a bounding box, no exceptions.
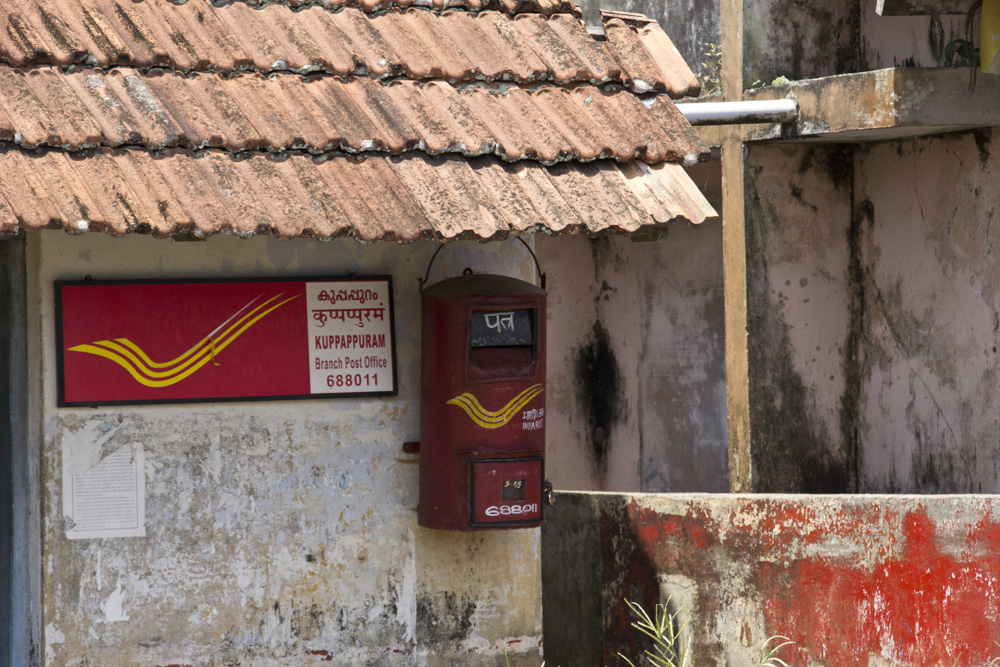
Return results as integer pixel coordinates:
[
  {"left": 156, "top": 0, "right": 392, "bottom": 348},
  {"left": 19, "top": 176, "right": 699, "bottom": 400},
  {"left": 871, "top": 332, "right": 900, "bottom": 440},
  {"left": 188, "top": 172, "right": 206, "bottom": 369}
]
[{"left": 701, "top": 43, "right": 722, "bottom": 95}]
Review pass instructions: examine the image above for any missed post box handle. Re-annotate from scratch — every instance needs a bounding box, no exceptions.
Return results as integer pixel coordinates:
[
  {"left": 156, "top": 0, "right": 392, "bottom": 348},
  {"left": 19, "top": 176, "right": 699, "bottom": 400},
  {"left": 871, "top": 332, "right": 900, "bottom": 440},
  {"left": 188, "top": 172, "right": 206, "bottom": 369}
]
[{"left": 419, "top": 237, "right": 546, "bottom": 290}]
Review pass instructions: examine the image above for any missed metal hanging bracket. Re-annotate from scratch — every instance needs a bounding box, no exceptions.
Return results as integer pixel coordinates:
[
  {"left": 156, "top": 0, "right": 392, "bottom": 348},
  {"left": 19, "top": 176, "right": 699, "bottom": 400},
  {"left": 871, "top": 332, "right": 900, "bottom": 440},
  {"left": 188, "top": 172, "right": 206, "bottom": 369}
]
[{"left": 418, "top": 237, "right": 546, "bottom": 291}]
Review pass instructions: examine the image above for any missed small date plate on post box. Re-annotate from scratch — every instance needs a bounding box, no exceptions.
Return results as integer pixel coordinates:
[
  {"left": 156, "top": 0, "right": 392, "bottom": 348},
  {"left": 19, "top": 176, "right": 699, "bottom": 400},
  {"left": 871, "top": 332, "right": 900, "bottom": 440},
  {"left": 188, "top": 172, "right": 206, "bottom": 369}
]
[{"left": 470, "top": 458, "right": 543, "bottom": 527}]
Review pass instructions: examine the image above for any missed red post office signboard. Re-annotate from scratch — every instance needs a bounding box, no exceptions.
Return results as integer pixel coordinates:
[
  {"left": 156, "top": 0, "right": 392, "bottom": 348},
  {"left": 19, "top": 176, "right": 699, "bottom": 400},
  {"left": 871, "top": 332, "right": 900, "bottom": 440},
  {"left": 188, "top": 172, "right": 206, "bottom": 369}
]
[{"left": 56, "top": 277, "right": 397, "bottom": 406}]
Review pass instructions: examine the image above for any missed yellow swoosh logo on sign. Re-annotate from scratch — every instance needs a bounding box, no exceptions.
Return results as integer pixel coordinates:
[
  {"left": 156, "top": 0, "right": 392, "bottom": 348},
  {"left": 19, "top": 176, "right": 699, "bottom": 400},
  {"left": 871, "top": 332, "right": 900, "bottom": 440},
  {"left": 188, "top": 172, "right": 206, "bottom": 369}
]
[
  {"left": 447, "top": 384, "right": 543, "bottom": 429},
  {"left": 67, "top": 292, "right": 298, "bottom": 388}
]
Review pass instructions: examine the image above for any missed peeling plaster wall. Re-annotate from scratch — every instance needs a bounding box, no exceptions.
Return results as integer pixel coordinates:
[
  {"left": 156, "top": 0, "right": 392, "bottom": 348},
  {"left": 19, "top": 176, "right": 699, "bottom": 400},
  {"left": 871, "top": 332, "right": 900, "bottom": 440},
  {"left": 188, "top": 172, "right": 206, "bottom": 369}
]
[
  {"left": 742, "top": 0, "right": 859, "bottom": 87},
  {"left": 31, "top": 232, "right": 543, "bottom": 666},
  {"left": 856, "top": 130, "right": 1000, "bottom": 494},
  {"left": 537, "top": 171, "right": 727, "bottom": 494},
  {"left": 543, "top": 491, "right": 1000, "bottom": 667},
  {"left": 744, "top": 143, "right": 856, "bottom": 492}
]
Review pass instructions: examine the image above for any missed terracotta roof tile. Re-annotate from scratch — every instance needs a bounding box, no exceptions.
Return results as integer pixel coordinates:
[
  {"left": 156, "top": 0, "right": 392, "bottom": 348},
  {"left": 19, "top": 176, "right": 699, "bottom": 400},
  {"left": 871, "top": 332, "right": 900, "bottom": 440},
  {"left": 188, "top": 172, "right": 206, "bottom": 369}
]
[
  {"left": 0, "top": 147, "right": 716, "bottom": 240},
  {"left": 634, "top": 21, "right": 701, "bottom": 96},
  {"left": 547, "top": 14, "right": 621, "bottom": 81},
  {"left": 0, "top": 3, "right": 693, "bottom": 96},
  {"left": 480, "top": 12, "right": 548, "bottom": 80},
  {"left": 222, "top": 0, "right": 580, "bottom": 17},
  {"left": 602, "top": 18, "right": 700, "bottom": 98},
  {"left": 0, "top": 67, "right": 709, "bottom": 164}
]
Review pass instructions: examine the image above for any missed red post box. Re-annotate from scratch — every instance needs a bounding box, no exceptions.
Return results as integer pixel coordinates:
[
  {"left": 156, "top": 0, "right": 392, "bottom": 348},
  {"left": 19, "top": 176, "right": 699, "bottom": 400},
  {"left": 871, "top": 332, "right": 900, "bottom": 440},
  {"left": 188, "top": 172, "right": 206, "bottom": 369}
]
[{"left": 418, "top": 271, "right": 546, "bottom": 530}]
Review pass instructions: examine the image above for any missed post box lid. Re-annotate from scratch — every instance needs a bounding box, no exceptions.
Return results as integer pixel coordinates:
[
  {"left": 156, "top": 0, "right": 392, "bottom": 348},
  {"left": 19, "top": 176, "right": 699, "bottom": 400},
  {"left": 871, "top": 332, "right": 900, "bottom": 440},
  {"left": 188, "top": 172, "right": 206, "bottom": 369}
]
[{"left": 422, "top": 274, "right": 546, "bottom": 298}]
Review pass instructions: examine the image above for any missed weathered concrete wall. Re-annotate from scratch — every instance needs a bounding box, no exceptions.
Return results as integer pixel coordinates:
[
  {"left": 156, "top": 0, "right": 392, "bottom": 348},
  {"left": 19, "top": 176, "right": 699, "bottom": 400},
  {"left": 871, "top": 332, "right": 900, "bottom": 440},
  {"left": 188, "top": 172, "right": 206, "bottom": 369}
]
[
  {"left": 744, "top": 143, "right": 857, "bottom": 492},
  {"left": 639, "top": 161, "right": 727, "bottom": 493},
  {"left": 31, "top": 232, "right": 544, "bottom": 666},
  {"left": 1, "top": 235, "right": 36, "bottom": 666},
  {"left": 543, "top": 491, "right": 1000, "bottom": 667},
  {"left": 741, "top": 131, "right": 1000, "bottom": 494},
  {"left": 537, "top": 164, "right": 727, "bottom": 493},
  {"left": 742, "top": 0, "right": 859, "bottom": 87},
  {"left": 856, "top": 129, "right": 1000, "bottom": 494},
  {"left": 862, "top": 4, "right": 971, "bottom": 69},
  {"left": 1, "top": 237, "right": 20, "bottom": 664}
]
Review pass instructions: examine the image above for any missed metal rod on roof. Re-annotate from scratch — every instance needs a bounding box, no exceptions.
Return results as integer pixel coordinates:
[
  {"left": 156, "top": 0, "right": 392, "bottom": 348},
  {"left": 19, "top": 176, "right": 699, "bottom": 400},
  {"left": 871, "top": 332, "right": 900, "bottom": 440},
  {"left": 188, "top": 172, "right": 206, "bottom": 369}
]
[{"left": 675, "top": 99, "right": 799, "bottom": 125}]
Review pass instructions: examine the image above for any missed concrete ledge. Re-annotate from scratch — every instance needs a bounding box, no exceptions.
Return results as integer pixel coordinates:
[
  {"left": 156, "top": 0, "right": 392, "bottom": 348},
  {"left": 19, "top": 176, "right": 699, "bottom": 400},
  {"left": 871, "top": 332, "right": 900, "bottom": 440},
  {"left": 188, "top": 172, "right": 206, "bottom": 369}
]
[
  {"left": 542, "top": 492, "right": 1000, "bottom": 667},
  {"left": 743, "top": 68, "right": 1000, "bottom": 143}
]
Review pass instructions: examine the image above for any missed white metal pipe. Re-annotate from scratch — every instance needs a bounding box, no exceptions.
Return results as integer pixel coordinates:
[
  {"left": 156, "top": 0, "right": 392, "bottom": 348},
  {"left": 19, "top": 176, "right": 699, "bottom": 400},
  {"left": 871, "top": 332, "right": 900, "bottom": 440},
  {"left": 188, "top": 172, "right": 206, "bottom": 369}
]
[{"left": 674, "top": 99, "right": 798, "bottom": 125}]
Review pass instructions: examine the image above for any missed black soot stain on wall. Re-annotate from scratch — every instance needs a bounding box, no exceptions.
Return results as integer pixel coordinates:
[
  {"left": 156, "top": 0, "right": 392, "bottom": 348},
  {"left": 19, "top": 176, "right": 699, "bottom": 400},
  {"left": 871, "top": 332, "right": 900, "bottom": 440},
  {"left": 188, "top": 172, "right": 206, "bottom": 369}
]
[
  {"left": 974, "top": 128, "right": 992, "bottom": 168},
  {"left": 573, "top": 320, "right": 623, "bottom": 475},
  {"left": 416, "top": 591, "right": 477, "bottom": 643}
]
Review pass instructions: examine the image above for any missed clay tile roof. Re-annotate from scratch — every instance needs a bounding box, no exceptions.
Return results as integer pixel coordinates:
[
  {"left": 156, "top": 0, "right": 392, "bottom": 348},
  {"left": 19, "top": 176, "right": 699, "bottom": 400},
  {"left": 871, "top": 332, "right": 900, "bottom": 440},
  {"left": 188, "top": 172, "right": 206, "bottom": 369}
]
[
  {"left": 0, "top": 147, "right": 715, "bottom": 241},
  {"left": 0, "top": 68, "right": 706, "bottom": 164},
  {"left": 0, "top": 0, "right": 717, "bottom": 240},
  {"left": 220, "top": 0, "right": 581, "bottom": 16},
  {"left": 601, "top": 16, "right": 700, "bottom": 97},
  {"left": 0, "top": 2, "right": 692, "bottom": 95}
]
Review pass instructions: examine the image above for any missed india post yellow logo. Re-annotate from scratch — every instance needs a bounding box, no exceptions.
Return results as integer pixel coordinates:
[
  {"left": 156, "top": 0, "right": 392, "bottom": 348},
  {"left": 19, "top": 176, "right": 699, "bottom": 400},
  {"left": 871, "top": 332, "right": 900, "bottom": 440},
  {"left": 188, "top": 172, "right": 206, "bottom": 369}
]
[
  {"left": 67, "top": 293, "right": 298, "bottom": 388},
  {"left": 447, "top": 384, "right": 543, "bottom": 429}
]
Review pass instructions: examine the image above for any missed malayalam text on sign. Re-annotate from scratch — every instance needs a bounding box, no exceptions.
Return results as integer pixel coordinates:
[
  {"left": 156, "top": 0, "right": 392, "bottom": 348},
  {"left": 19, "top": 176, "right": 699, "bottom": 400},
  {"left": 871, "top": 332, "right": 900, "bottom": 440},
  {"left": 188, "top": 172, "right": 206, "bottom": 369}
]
[{"left": 306, "top": 282, "right": 394, "bottom": 394}]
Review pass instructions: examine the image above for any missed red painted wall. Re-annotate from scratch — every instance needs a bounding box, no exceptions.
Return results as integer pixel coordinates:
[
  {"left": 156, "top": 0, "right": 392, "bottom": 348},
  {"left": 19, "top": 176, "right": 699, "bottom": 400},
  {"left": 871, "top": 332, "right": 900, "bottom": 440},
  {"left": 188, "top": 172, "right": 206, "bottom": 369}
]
[{"left": 545, "top": 494, "right": 1000, "bottom": 667}]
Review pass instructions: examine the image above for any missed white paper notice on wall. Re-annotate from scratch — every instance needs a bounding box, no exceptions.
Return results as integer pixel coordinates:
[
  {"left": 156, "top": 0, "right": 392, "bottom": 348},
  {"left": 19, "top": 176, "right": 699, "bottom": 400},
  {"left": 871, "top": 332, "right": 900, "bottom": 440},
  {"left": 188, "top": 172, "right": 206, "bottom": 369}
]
[{"left": 63, "top": 443, "right": 146, "bottom": 539}]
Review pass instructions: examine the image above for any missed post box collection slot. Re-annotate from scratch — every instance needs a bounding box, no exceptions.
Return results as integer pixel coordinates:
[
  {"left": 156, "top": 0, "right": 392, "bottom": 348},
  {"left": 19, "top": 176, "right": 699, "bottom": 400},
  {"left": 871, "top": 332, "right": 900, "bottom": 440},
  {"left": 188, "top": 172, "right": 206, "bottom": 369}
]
[
  {"left": 468, "top": 308, "right": 537, "bottom": 380},
  {"left": 469, "top": 309, "right": 534, "bottom": 347}
]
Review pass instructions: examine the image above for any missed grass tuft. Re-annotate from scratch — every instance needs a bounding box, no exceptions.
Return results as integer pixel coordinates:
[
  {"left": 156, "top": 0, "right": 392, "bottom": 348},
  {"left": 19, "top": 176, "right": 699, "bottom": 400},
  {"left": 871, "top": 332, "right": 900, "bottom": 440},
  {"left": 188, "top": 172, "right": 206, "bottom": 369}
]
[
  {"left": 618, "top": 598, "right": 691, "bottom": 667},
  {"left": 757, "top": 635, "right": 794, "bottom": 667}
]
